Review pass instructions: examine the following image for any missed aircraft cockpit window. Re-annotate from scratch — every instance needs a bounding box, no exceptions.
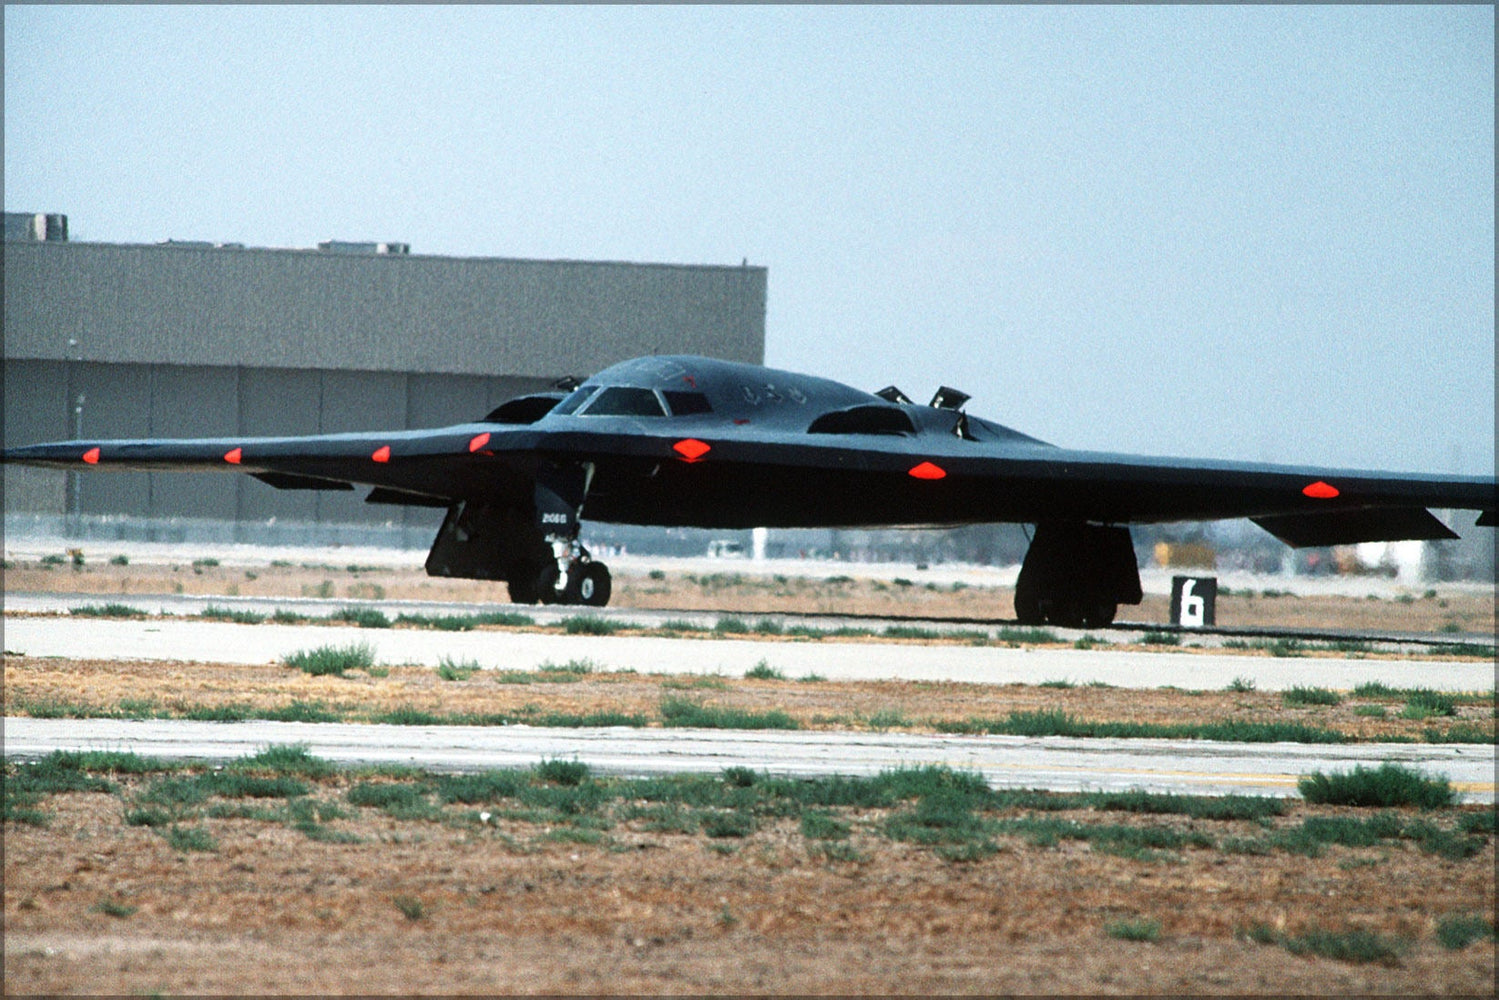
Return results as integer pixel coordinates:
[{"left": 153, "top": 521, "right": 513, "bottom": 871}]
[
  {"left": 580, "top": 386, "right": 667, "bottom": 417},
  {"left": 551, "top": 385, "right": 599, "bottom": 416},
  {"left": 662, "top": 390, "right": 712, "bottom": 416}
]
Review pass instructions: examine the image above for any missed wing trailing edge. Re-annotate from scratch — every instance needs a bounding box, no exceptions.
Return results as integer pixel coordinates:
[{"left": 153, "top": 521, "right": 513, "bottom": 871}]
[
  {"left": 251, "top": 472, "right": 355, "bottom": 492},
  {"left": 1251, "top": 507, "right": 1458, "bottom": 548}
]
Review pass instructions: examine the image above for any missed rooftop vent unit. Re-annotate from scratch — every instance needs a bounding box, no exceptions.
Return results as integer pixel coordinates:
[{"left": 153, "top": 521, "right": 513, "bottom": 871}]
[
  {"left": 4, "top": 212, "right": 68, "bottom": 242},
  {"left": 317, "top": 240, "right": 411, "bottom": 255}
]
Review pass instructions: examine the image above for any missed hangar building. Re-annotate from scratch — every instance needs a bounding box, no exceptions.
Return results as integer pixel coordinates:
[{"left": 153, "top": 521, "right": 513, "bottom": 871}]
[{"left": 3, "top": 214, "right": 767, "bottom": 543}]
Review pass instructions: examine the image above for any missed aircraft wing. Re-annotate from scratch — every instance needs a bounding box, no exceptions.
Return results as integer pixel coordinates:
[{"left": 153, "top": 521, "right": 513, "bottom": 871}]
[
  {"left": 2, "top": 424, "right": 1493, "bottom": 542},
  {"left": 0, "top": 426, "right": 538, "bottom": 509}
]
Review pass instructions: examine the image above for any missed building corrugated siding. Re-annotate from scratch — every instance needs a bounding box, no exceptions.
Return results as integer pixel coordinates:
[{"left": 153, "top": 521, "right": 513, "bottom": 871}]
[{"left": 3, "top": 241, "right": 765, "bottom": 375}]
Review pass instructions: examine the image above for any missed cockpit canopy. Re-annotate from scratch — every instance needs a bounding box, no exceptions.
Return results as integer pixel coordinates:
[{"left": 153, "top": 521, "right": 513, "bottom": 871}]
[{"left": 551, "top": 384, "right": 714, "bottom": 419}]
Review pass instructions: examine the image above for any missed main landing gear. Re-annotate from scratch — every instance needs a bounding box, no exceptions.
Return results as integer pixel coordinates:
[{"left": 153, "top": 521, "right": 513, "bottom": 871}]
[{"left": 1013, "top": 522, "right": 1142, "bottom": 628}]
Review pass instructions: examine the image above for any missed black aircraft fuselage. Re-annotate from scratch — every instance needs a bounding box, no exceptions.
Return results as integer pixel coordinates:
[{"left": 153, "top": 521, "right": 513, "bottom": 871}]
[{"left": 4, "top": 354, "right": 1494, "bottom": 625}]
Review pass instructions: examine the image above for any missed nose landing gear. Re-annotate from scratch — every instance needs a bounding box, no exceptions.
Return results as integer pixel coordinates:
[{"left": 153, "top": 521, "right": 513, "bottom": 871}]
[
  {"left": 536, "top": 539, "right": 612, "bottom": 607},
  {"left": 529, "top": 461, "right": 613, "bottom": 607}
]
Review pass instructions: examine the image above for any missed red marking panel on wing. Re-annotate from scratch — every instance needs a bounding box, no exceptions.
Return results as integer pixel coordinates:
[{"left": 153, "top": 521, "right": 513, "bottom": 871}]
[{"left": 674, "top": 439, "right": 711, "bottom": 463}]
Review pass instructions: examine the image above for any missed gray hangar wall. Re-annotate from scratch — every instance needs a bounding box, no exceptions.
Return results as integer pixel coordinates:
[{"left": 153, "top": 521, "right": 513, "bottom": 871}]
[{"left": 3, "top": 238, "right": 767, "bottom": 529}]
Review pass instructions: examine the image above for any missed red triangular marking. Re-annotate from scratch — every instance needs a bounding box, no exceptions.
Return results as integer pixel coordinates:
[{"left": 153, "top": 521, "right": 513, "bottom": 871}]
[
  {"left": 1302, "top": 481, "right": 1339, "bottom": 499},
  {"left": 81, "top": 447, "right": 100, "bottom": 464},
  {"left": 371, "top": 445, "right": 391, "bottom": 463},
  {"left": 908, "top": 461, "right": 947, "bottom": 480},
  {"left": 468, "top": 432, "right": 491, "bottom": 453},
  {"left": 673, "top": 438, "right": 711, "bottom": 463},
  {"left": 224, "top": 447, "right": 242, "bottom": 464}
]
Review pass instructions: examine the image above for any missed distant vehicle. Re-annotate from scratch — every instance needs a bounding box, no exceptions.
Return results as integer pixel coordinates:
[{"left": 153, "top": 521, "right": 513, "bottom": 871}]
[
  {"left": 707, "top": 540, "right": 746, "bottom": 559},
  {"left": 4, "top": 355, "right": 1493, "bottom": 624}
]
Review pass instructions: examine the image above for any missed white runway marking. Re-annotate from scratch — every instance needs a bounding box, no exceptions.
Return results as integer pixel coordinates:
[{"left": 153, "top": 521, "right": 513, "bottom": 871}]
[
  {"left": 4, "top": 613, "right": 1492, "bottom": 692},
  {"left": 4, "top": 716, "right": 1492, "bottom": 802}
]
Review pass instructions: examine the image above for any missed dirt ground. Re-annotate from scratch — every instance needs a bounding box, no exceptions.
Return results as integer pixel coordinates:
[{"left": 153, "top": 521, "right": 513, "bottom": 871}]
[
  {"left": 4, "top": 558, "right": 1496, "bottom": 994},
  {"left": 4, "top": 768, "right": 1495, "bottom": 995}
]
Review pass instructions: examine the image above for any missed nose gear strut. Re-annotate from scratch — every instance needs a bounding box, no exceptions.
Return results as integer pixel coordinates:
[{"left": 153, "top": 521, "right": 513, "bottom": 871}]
[{"left": 531, "top": 461, "right": 612, "bottom": 606}]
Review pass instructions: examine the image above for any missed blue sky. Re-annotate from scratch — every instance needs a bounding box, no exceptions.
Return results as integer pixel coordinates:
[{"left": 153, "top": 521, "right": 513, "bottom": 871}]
[{"left": 6, "top": 5, "right": 1493, "bottom": 475}]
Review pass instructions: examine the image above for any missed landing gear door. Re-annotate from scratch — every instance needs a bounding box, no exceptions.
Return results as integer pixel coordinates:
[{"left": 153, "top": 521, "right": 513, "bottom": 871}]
[{"left": 534, "top": 461, "right": 594, "bottom": 537}]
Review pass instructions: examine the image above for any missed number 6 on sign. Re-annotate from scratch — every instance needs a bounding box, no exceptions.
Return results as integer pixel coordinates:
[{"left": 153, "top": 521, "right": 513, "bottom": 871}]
[{"left": 1171, "top": 575, "right": 1217, "bottom": 628}]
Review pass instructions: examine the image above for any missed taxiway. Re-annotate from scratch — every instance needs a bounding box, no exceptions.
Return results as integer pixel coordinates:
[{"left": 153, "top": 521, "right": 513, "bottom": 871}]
[
  {"left": 5, "top": 716, "right": 1494, "bottom": 801},
  {"left": 4, "top": 611, "right": 1494, "bottom": 692}
]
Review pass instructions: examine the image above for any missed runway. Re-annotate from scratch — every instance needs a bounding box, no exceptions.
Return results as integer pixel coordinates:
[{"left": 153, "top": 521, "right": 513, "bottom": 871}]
[{"left": 6, "top": 716, "right": 1494, "bottom": 801}]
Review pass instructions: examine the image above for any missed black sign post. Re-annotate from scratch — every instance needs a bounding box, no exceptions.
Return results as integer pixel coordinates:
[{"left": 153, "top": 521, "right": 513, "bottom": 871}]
[{"left": 1170, "top": 575, "right": 1217, "bottom": 627}]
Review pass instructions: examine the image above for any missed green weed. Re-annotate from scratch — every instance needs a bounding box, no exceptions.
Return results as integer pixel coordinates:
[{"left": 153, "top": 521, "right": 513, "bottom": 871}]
[
  {"left": 866, "top": 709, "right": 910, "bottom": 730},
  {"left": 70, "top": 603, "right": 146, "bottom": 618},
  {"left": 164, "top": 825, "right": 217, "bottom": 852},
  {"left": 230, "top": 745, "right": 336, "bottom": 778},
  {"left": 562, "top": 615, "right": 618, "bottom": 635},
  {"left": 884, "top": 625, "right": 942, "bottom": 640},
  {"left": 331, "top": 606, "right": 391, "bottom": 628},
  {"left": 538, "top": 658, "right": 598, "bottom": 675},
  {"left": 722, "top": 766, "right": 757, "bottom": 788},
  {"left": 1298, "top": 762, "right": 1455, "bottom": 808},
  {"left": 659, "top": 698, "right": 799, "bottom": 730},
  {"left": 701, "top": 809, "right": 757, "bottom": 838},
  {"left": 284, "top": 642, "right": 377, "bottom": 676},
  {"left": 1281, "top": 927, "right": 1405, "bottom": 966},
  {"left": 91, "top": 898, "right": 138, "bottom": 918},
  {"left": 199, "top": 605, "right": 265, "bottom": 624},
  {"left": 393, "top": 895, "right": 428, "bottom": 921},
  {"left": 996, "top": 627, "right": 1058, "bottom": 645},
  {"left": 1137, "top": 632, "right": 1180, "bottom": 646},
  {"left": 801, "top": 810, "right": 851, "bottom": 841},
  {"left": 1435, "top": 913, "right": 1494, "bottom": 950},
  {"left": 264, "top": 701, "right": 341, "bottom": 723},
  {"left": 1402, "top": 688, "right": 1457, "bottom": 717},
  {"left": 949, "top": 710, "right": 1345, "bottom": 745},
  {"left": 436, "top": 656, "right": 480, "bottom": 681},
  {"left": 744, "top": 660, "right": 785, "bottom": 680},
  {"left": 1283, "top": 686, "right": 1342, "bottom": 707},
  {"left": 535, "top": 759, "right": 591, "bottom": 786},
  {"left": 1104, "top": 918, "right": 1161, "bottom": 942},
  {"left": 181, "top": 704, "right": 251, "bottom": 722}
]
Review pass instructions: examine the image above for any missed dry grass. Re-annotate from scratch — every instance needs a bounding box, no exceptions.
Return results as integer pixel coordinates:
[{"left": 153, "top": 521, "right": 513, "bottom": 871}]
[{"left": 5, "top": 656, "right": 1494, "bottom": 743}]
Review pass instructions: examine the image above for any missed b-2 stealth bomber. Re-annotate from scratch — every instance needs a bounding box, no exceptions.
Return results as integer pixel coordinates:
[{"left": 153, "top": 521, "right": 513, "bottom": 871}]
[{"left": 4, "top": 355, "right": 1493, "bottom": 626}]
